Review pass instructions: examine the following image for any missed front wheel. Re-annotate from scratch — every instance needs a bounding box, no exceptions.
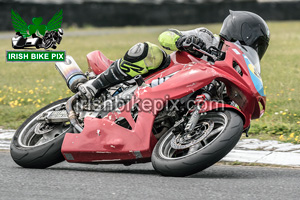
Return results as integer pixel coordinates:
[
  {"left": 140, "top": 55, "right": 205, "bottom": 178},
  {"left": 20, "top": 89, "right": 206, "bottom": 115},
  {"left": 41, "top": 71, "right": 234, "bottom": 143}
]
[
  {"left": 10, "top": 98, "right": 71, "bottom": 168},
  {"left": 151, "top": 110, "right": 243, "bottom": 177}
]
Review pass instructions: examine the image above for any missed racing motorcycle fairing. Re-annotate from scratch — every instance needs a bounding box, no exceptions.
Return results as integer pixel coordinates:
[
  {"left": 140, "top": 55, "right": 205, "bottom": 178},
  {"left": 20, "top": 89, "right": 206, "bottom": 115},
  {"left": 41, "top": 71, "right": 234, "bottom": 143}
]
[
  {"left": 86, "top": 50, "right": 114, "bottom": 75},
  {"left": 61, "top": 41, "right": 265, "bottom": 163},
  {"left": 213, "top": 41, "right": 266, "bottom": 121}
]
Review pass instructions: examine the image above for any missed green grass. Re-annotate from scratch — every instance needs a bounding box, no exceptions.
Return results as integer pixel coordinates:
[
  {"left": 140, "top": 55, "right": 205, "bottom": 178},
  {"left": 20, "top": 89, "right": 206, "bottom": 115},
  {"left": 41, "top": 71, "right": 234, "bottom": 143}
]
[{"left": 0, "top": 22, "right": 300, "bottom": 143}]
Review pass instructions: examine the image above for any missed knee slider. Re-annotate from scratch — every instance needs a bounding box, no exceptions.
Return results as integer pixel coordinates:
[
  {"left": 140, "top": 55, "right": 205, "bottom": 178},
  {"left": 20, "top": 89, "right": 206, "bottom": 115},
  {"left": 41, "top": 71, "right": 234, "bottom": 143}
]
[{"left": 124, "top": 42, "right": 148, "bottom": 63}]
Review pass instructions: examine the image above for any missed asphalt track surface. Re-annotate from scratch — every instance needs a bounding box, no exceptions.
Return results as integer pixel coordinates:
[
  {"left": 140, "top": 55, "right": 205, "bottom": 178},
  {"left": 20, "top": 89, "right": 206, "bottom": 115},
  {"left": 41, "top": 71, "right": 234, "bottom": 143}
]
[{"left": 1, "top": 152, "right": 299, "bottom": 200}]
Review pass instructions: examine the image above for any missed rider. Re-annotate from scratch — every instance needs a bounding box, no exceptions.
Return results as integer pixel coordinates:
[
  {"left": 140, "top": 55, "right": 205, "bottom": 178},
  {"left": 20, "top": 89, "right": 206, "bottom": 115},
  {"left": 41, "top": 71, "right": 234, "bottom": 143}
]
[{"left": 78, "top": 10, "right": 270, "bottom": 99}]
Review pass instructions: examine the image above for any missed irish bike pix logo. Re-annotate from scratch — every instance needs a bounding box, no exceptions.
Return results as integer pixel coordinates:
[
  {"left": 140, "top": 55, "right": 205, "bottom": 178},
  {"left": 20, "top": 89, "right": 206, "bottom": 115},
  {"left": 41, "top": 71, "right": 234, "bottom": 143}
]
[{"left": 7, "top": 9, "right": 65, "bottom": 62}]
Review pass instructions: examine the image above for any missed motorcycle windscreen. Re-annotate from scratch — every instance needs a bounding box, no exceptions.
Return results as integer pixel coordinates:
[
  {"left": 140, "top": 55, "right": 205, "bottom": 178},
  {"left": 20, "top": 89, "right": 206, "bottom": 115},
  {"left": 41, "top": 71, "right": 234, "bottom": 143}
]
[{"left": 238, "top": 45, "right": 265, "bottom": 97}]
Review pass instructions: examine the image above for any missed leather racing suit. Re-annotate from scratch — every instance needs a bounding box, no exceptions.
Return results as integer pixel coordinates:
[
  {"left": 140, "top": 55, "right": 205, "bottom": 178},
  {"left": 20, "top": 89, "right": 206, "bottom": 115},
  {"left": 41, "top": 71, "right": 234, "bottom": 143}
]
[{"left": 78, "top": 28, "right": 220, "bottom": 99}]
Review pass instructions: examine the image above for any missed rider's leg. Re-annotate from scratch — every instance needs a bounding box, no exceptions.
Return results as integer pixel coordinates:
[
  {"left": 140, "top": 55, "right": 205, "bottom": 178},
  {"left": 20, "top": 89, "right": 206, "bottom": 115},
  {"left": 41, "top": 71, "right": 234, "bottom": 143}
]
[{"left": 91, "top": 42, "right": 170, "bottom": 92}]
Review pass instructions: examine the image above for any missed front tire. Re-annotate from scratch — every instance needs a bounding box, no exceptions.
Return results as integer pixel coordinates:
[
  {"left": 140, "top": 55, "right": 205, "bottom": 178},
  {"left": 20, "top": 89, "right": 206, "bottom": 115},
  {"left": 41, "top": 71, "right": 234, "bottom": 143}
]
[
  {"left": 10, "top": 98, "right": 71, "bottom": 168},
  {"left": 151, "top": 110, "right": 243, "bottom": 177}
]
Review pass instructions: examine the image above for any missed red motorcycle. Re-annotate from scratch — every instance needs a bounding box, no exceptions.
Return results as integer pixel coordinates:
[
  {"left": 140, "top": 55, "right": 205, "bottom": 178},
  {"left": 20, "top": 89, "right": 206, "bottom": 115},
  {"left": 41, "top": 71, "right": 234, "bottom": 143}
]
[{"left": 10, "top": 41, "right": 266, "bottom": 177}]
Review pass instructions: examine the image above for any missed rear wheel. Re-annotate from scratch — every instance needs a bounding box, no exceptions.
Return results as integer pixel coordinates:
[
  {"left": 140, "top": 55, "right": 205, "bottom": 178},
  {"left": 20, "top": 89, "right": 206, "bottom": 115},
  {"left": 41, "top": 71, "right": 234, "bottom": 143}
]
[
  {"left": 151, "top": 110, "right": 243, "bottom": 177},
  {"left": 10, "top": 98, "right": 71, "bottom": 168}
]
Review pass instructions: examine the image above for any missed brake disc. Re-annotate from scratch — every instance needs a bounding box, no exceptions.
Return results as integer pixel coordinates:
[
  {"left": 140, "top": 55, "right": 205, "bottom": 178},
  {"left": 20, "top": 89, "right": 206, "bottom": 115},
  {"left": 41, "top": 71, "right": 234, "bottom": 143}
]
[
  {"left": 171, "top": 120, "right": 214, "bottom": 149},
  {"left": 34, "top": 122, "right": 54, "bottom": 135}
]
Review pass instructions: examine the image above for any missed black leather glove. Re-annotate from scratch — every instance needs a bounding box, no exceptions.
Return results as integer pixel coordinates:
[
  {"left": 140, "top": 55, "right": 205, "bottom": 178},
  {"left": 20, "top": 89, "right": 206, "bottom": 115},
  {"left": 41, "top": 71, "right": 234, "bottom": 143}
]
[
  {"left": 176, "top": 35, "right": 206, "bottom": 52},
  {"left": 78, "top": 79, "right": 98, "bottom": 100}
]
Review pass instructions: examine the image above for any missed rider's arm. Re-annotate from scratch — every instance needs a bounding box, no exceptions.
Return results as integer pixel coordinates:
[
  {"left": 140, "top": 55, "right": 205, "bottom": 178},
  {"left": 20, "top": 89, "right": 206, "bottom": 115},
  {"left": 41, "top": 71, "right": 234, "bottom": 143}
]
[
  {"left": 182, "top": 27, "right": 220, "bottom": 49},
  {"left": 158, "top": 28, "right": 207, "bottom": 58},
  {"left": 159, "top": 28, "right": 220, "bottom": 52}
]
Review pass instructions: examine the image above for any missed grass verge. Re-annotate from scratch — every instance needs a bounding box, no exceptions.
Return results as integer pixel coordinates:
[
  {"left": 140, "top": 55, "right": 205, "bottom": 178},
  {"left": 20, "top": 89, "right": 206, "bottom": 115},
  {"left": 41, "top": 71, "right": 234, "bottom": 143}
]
[{"left": 0, "top": 22, "right": 300, "bottom": 143}]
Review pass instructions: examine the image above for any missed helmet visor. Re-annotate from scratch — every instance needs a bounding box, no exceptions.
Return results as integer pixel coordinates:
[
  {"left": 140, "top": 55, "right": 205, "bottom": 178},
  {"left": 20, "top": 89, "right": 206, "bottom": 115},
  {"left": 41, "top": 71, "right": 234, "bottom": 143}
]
[{"left": 252, "top": 35, "right": 269, "bottom": 60}]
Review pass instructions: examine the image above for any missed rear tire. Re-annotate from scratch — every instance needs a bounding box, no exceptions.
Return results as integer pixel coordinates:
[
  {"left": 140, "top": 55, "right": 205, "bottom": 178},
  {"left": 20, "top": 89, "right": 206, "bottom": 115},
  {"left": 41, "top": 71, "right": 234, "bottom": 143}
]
[
  {"left": 10, "top": 98, "right": 71, "bottom": 168},
  {"left": 151, "top": 110, "right": 243, "bottom": 177}
]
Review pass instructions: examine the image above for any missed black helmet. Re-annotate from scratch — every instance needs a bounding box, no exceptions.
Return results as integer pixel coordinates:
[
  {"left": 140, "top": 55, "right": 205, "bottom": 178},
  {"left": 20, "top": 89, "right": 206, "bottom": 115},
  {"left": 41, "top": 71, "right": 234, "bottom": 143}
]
[{"left": 220, "top": 10, "right": 270, "bottom": 60}]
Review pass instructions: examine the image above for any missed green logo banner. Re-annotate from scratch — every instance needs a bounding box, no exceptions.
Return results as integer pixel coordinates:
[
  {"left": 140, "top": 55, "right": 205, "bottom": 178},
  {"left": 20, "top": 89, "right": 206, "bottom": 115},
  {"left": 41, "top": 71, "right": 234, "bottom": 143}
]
[{"left": 6, "top": 51, "right": 65, "bottom": 62}]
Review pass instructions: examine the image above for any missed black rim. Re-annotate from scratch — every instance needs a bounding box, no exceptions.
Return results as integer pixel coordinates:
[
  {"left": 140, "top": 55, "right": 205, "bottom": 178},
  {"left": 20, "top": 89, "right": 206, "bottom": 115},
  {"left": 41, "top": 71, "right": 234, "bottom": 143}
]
[
  {"left": 158, "top": 112, "right": 228, "bottom": 160},
  {"left": 17, "top": 103, "right": 70, "bottom": 147}
]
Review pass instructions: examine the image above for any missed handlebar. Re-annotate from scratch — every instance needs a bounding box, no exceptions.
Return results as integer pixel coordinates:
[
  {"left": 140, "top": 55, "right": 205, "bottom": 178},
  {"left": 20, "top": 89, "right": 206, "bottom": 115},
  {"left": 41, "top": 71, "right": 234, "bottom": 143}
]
[
  {"left": 192, "top": 46, "right": 217, "bottom": 61},
  {"left": 192, "top": 44, "right": 224, "bottom": 62}
]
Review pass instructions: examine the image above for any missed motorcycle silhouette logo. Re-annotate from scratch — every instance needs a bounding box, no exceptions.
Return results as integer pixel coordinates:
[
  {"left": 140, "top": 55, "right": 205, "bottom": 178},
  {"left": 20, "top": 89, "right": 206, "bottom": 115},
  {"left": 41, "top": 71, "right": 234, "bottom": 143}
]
[{"left": 11, "top": 9, "right": 63, "bottom": 50}]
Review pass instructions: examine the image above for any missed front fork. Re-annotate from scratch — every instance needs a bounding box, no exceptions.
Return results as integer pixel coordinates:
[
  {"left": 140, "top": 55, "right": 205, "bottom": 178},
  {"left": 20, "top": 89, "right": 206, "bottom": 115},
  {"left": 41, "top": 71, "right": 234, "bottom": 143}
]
[
  {"left": 184, "top": 93, "right": 211, "bottom": 133},
  {"left": 171, "top": 93, "right": 211, "bottom": 153}
]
